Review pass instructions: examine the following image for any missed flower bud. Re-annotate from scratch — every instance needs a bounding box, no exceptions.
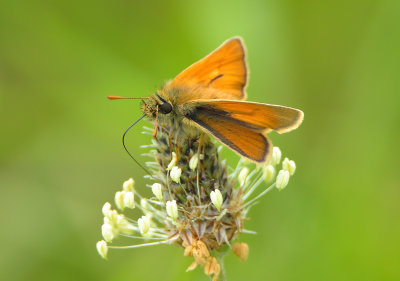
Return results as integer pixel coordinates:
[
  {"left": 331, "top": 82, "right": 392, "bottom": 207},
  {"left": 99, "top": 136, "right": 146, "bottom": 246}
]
[
  {"left": 263, "top": 165, "right": 275, "bottom": 183},
  {"left": 123, "top": 178, "right": 135, "bottom": 192},
  {"left": 189, "top": 153, "right": 199, "bottom": 170},
  {"left": 233, "top": 242, "right": 249, "bottom": 262},
  {"left": 167, "top": 152, "right": 177, "bottom": 170},
  {"left": 114, "top": 191, "right": 125, "bottom": 210},
  {"left": 101, "top": 223, "right": 115, "bottom": 242},
  {"left": 210, "top": 189, "right": 223, "bottom": 211},
  {"left": 138, "top": 215, "right": 151, "bottom": 235},
  {"left": 102, "top": 202, "right": 112, "bottom": 217},
  {"left": 270, "top": 146, "right": 282, "bottom": 166},
  {"left": 170, "top": 166, "right": 182, "bottom": 183},
  {"left": 116, "top": 214, "right": 134, "bottom": 235},
  {"left": 151, "top": 183, "right": 163, "bottom": 201},
  {"left": 238, "top": 167, "right": 249, "bottom": 186},
  {"left": 276, "top": 170, "right": 290, "bottom": 190},
  {"left": 96, "top": 240, "right": 108, "bottom": 259},
  {"left": 282, "top": 157, "right": 296, "bottom": 175},
  {"left": 166, "top": 200, "right": 178, "bottom": 221},
  {"left": 123, "top": 192, "right": 135, "bottom": 209}
]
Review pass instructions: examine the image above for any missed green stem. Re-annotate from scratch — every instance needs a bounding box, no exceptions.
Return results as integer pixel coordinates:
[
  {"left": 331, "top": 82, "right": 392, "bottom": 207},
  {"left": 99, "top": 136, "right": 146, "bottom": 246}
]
[{"left": 215, "top": 249, "right": 228, "bottom": 281}]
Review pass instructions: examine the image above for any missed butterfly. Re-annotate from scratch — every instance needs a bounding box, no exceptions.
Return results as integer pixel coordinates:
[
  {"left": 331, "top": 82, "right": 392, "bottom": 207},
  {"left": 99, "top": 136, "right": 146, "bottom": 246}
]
[{"left": 110, "top": 37, "right": 303, "bottom": 164}]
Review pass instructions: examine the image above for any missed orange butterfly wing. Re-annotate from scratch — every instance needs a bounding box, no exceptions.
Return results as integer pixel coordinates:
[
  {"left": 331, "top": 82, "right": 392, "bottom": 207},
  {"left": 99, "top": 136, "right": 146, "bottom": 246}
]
[
  {"left": 166, "top": 37, "right": 247, "bottom": 101},
  {"left": 185, "top": 100, "right": 303, "bottom": 162},
  {"left": 188, "top": 108, "right": 271, "bottom": 163},
  {"left": 190, "top": 100, "right": 304, "bottom": 134}
]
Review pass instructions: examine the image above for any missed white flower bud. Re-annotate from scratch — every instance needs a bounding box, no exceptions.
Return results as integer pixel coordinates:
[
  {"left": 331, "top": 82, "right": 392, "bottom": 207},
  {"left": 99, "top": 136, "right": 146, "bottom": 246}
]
[
  {"left": 276, "top": 170, "right": 290, "bottom": 190},
  {"left": 166, "top": 200, "right": 178, "bottom": 221},
  {"left": 140, "top": 198, "right": 149, "bottom": 214},
  {"left": 210, "top": 189, "right": 223, "bottom": 211},
  {"left": 263, "top": 165, "right": 276, "bottom": 183},
  {"left": 270, "top": 147, "right": 282, "bottom": 166},
  {"left": 101, "top": 223, "right": 115, "bottom": 242},
  {"left": 151, "top": 183, "right": 163, "bottom": 201},
  {"left": 114, "top": 191, "right": 126, "bottom": 210},
  {"left": 102, "top": 202, "right": 112, "bottom": 217},
  {"left": 116, "top": 214, "right": 134, "bottom": 235},
  {"left": 107, "top": 210, "right": 119, "bottom": 223},
  {"left": 282, "top": 157, "right": 296, "bottom": 175},
  {"left": 123, "top": 178, "right": 135, "bottom": 192},
  {"left": 238, "top": 167, "right": 249, "bottom": 186},
  {"left": 170, "top": 166, "right": 182, "bottom": 183},
  {"left": 123, "top": 192, "right": 135, "bottom": 209},
  {"left": 96, "top": 240, "right": 108, "bottom": 259},
  {"left": 138, "top": 215, "right": 151, "bottom": 235},
  {"left": 189, "top": 153, "right": 199, "bottom": 170},
  {"left": 167, "top": 152, "right": 177, "bottom": 170},
  {"left": 103, "top": 216, "right": 111, "bottom": 225}
]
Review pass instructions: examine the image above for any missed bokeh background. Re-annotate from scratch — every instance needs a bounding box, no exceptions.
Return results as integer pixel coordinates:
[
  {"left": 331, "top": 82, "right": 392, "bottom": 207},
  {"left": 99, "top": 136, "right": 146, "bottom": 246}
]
[{"left": 1, "top": 0, "right": 399, "bottom": 280}]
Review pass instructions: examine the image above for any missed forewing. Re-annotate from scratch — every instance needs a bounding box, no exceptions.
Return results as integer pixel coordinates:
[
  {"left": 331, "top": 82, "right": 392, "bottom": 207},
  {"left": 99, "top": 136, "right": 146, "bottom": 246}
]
[{"left": 167, "top": 37, "right": 247, "bottom": 101}]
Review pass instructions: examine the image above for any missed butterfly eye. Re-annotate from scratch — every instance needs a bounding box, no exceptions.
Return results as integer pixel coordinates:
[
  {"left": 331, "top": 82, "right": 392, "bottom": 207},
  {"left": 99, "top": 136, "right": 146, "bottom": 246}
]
[{"left": 159, "top": 102, "right": 172, "bottom": 114}]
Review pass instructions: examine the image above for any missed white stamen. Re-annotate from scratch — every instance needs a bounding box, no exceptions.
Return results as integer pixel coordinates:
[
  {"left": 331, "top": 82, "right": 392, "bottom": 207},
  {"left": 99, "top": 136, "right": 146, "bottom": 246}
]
[
  {"left": 123, "top": 178, "right": 135, "bottom": 192},
  {"left": 102, "top": 223, "right": 115, "bottom": 242},
  {"left": 238, "top": 167, "right": 250, "bottom": 186},
  {"left": 96, "top": 240, "right": 108, "bottom": 259},
  {"left": 276, "top": 170, "right": 290, "bottom": 190},
  {"left": 102, "top": 202, "right": 112, "bottom": 217},
  {"left": 166, "top": 200, "right": 178, "bottom": 221},
  {"left": 167, "top": 152, "right": 177, "bottom": 170},
  {"left": 115, "top": 191, "right": 126, "bottom": 210},
  {"left": 123, "top": 192, "right": 135, "bottom": 209},
  {"left": 210, "top": 189, "right": 223, "bottom": 211},
  {"left": 282, "top": 158, "right": 296, "bottom": 175},
  {"left": 170, "top": 166, "right": 182, "bottom": 183},
  {"left": 263, "top": 165, "right": 275, "bottom": 183},
  {"left": 270, "top": 147, "right": 282, "bottom": 166},
  {"left": 138, "top": 215, "right": 151, "bottom": 235},
  {"left": 151, "top": 183, "right": 163, "bottom": 201},
  {"left": 189, "top": 153, "right": 199, "bottom": 170}
]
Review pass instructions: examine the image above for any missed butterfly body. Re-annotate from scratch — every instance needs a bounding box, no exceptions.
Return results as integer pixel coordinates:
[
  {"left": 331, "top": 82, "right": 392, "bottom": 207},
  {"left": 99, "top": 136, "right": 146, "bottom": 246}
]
[{"left": 141, "top": 37, "right": 303, "bottom": 163}]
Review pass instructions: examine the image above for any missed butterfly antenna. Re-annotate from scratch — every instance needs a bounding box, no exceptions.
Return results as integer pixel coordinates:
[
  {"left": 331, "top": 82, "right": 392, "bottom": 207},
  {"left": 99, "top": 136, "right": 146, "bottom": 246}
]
[
  {"left": 122, "top": 114, "right": 153, "bottom": 176},
  {"left": 108, "top": 96, "right": 150, "bottom": 100}
]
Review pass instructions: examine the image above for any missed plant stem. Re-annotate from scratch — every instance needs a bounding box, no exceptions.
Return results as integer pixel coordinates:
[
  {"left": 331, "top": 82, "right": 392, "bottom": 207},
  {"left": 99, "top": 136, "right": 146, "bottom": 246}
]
[{"left": 215, "top": 250, "right": 228, "bottom": 281}]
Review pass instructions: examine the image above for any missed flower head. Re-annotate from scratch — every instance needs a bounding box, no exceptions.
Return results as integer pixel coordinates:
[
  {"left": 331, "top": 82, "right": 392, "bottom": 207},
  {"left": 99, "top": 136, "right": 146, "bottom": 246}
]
[{"left": 96, "top": 124, "right": 299, "bottom": 280}]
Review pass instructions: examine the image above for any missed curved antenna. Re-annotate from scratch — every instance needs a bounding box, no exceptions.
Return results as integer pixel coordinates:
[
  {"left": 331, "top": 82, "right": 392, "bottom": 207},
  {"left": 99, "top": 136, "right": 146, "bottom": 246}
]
[{"left": 122, "top": 114, "right": 153, "bottom": 176}]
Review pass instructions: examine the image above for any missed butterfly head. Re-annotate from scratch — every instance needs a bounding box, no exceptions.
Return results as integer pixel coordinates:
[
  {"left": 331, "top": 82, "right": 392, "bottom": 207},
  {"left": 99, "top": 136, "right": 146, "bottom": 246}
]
[{"left": 141, "top": 92, "right": 174, "bottom": 119}]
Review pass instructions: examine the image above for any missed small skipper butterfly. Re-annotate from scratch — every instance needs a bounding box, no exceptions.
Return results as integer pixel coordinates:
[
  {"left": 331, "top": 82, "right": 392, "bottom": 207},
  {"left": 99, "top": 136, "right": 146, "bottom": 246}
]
[{"left": 109, "top": 37, "right": 303, "bottom": 163}]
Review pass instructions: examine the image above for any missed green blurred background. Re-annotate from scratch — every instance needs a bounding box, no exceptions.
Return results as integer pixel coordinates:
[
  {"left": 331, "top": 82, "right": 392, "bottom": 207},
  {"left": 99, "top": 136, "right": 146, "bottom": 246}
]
[{"left": 1, "top": 0, "right": 399, "bottom": 280}]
